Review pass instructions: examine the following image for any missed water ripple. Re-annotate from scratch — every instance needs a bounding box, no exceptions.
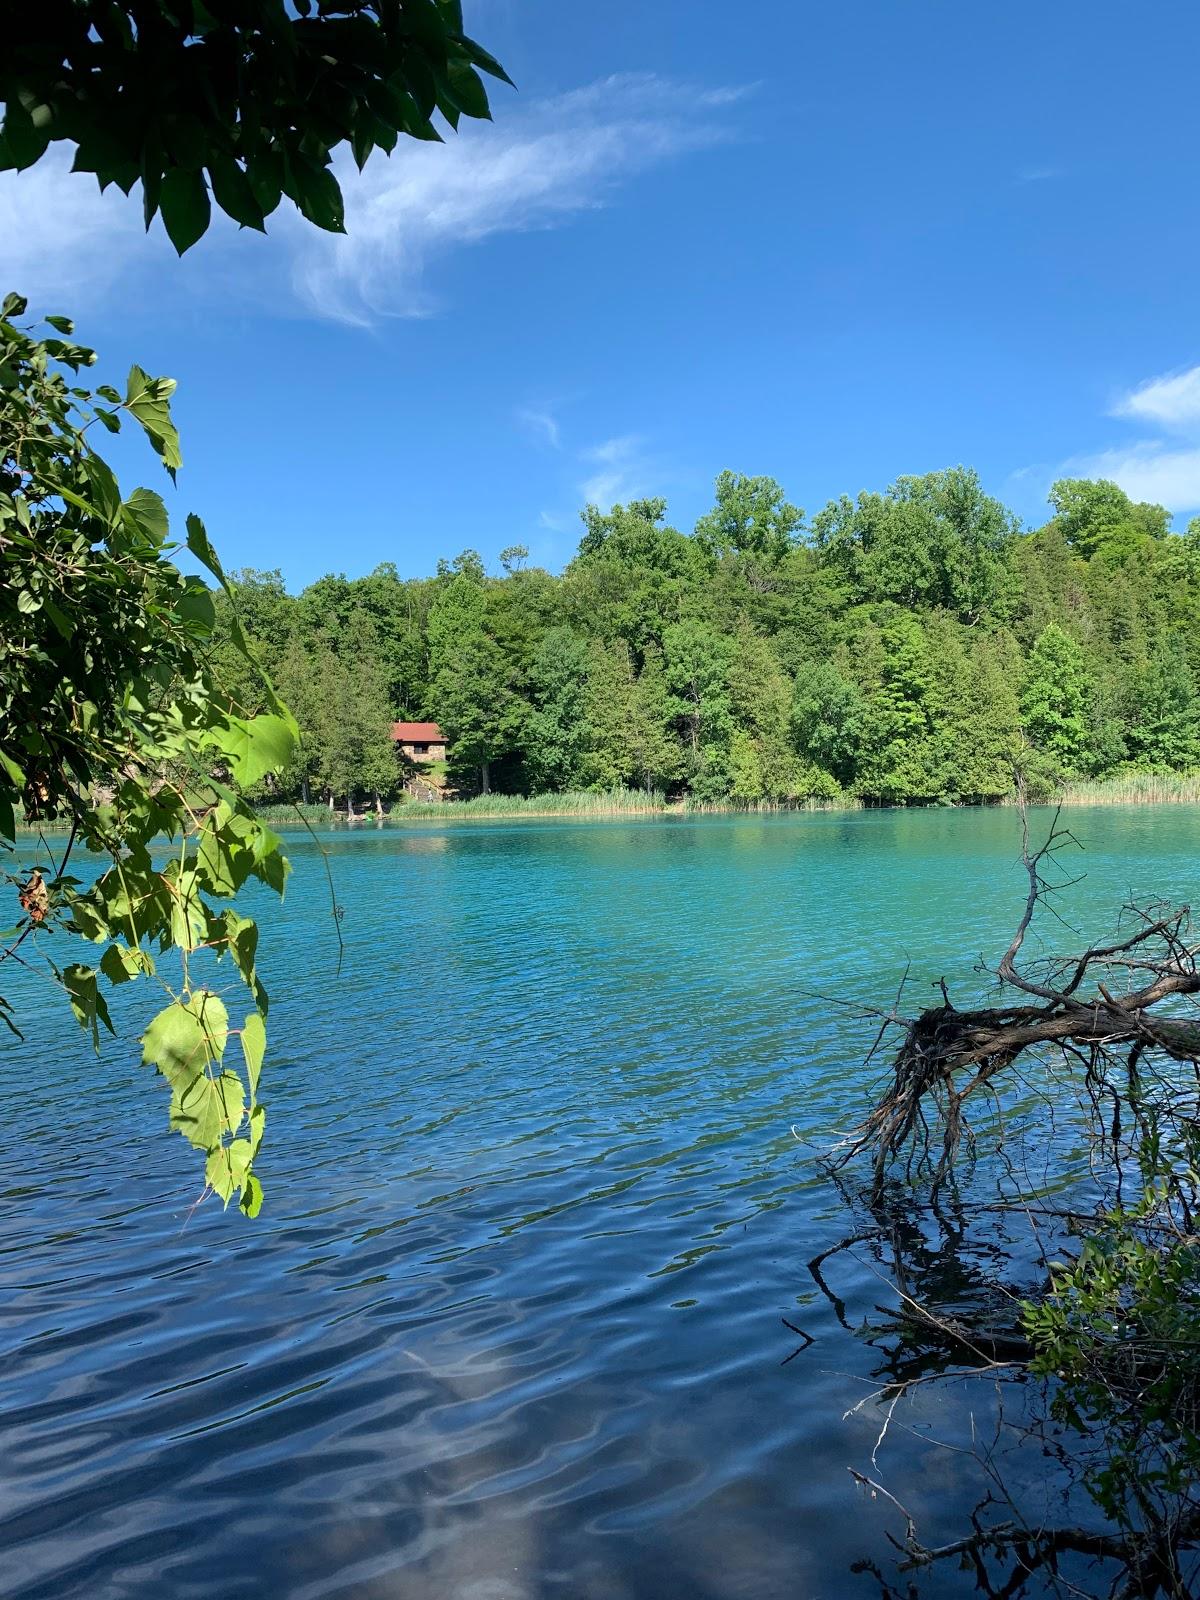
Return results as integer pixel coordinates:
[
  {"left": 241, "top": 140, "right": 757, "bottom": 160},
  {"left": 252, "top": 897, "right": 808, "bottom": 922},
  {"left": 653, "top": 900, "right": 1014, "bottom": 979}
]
[{"left": 2, "top": 808, "right": 1198, "bottom": 1597}]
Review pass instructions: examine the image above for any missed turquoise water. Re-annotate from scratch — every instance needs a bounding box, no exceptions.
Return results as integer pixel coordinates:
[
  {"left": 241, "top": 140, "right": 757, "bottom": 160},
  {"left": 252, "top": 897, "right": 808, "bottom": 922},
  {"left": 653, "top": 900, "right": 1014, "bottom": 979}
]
[{"left": 2, "top": 806, "right": 1199, "bottom": 1598}]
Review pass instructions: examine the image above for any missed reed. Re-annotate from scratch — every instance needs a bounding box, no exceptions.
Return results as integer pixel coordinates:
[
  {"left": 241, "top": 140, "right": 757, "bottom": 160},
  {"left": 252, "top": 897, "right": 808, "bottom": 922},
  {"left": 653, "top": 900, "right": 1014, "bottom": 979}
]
[
  {"left": 385, "top": 788, "right": 669, "bottom": 821},
  {"left": 249, "top": 802, "right": 339, "bottom": 825},
  {"left": 1050, "top": 772, "right": 1200, "bottom": 807}
]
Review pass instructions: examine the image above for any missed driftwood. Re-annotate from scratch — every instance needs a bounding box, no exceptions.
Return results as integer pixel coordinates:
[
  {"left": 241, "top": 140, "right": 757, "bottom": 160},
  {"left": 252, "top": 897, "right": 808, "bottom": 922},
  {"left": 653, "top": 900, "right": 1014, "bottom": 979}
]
[
  {"left": 819, "top": 801, "right": 1200, "bottom": 1598},
  {"left": 833, "top": 804, "right": 1200, "bottom": 1190}
]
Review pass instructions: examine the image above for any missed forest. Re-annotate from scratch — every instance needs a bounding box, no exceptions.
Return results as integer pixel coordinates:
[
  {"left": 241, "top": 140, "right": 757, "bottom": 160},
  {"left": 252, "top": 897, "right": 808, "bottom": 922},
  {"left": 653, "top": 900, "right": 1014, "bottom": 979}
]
[{"left": 211, "top": 467, "right": 1200, "bottom": 809}]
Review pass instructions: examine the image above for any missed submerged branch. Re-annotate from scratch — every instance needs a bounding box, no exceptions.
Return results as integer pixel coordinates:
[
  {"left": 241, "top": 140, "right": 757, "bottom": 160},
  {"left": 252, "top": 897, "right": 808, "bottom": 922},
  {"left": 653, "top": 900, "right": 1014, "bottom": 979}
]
[{"left": 831, "top": 806, "right": 1200, "bottom": 1188}]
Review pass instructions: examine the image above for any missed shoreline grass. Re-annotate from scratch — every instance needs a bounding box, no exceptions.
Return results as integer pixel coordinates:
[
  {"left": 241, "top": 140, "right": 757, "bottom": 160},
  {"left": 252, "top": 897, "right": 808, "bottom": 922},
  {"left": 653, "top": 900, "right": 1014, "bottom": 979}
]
[
  {"left": 1000, "top": 773, "right": 1200, "bottom": 808},
  {"left": 17, "top": 774, "right": 1200, "bottom": 837},
  {"left": 383, "top": 788, "right": 668, "bottom": 821}
]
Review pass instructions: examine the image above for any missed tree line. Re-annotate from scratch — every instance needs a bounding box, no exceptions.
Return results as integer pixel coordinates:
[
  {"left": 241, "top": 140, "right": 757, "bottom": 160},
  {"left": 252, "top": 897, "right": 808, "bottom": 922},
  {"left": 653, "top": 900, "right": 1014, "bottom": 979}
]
[{"left": 211, "top": 468, "right": 1200, "bottom": 809}]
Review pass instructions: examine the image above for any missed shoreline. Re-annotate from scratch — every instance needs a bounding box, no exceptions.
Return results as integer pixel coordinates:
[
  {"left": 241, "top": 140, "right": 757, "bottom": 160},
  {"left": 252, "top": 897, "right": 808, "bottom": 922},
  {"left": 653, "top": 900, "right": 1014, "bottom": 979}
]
[
  {"left": 16, "top": 777, "right": 1199, "bottom": 837},
  {"left": 254, "top": 777, "right": 1200, "bottom": 827}
]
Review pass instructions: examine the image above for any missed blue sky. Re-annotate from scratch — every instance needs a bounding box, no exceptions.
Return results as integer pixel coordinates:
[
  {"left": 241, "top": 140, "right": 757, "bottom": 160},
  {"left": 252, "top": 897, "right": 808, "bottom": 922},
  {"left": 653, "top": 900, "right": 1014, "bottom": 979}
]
[{"left": 4, "top": 0, "right": 1200, "bottom": 589}]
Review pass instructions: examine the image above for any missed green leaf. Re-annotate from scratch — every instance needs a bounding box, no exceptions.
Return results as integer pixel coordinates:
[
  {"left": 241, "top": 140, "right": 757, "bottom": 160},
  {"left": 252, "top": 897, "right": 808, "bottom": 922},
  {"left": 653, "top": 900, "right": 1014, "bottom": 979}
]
[
  {"left": 169, "top": 864, "right": 222, "bottom": 953},
  {"left": 215, "top": 713, "right": 296, "bottom": 788},
  {"left": 402, "top": 0, "right": 450, "bottom": 49},
  {"left": 197, "top": 814, "right": 251, "bottom": 895},
  {"left": 206, "top": 1136, "right": 254, "bottom": 1204},
  {"left": 462, "top": 36, "right": 517, "bottom": 88},
  {"left": 285, "top": 154, "right": 345, "bottom": 233},
  {"left": 99, "top": 941, "right": 155, "bottom": 985},
  {"left": 185, "top": 513, "right": 226, "bottom": 584},
  {"left": 122, "top": 487, "right": 169, "bottom": 543},
  {"left": 205, "top": 1144, "right": 236, "bottom": 1202},
  {"left": 82, "top": 454, "right": 122, "bottom": 522},
  {"left": 171, "top": 1066, "right": 245, "bottom": 1151},
  {"left": 1, "top": 98, "right": 51, "bottom": 170},
  {"left": 63, "top": 964, "right": 115, "bottom": 1050},
  {"left": 142, "top": 1002, "right": 205, "bottom": 1083},
  {"left": 245, "top": 148, "right": 284, "bottom": 217},
  {"left": 193, "top": 990, "right": 229, "bottom": 1060},
  {"left": 239, "top": 1173, "right": 264, "bottom": 1219},
  {"left": 443, "top": 60, "right": 492, "bottom": 121},
  {"left": 222, "top": 910, "right": 267, "bottom": 1013},
  {"left": 159, "top": 167, "right": 211, "bottom": 254},
  {"left": 240, "top": 1013, "right": 266, "bottom": 1100},
  {"left": 0, "top": 750, "right": 24, "bottom": 787},
  {"left": 126, "top": 367, "right": 182, "bottom": 475},
  {"left": 176, "top": 583, "right": 215, "bottom": 631},
  {"left": 207, "top": 156, "right": 266, "bottom": 231},
  {"left": 142, "top": 992, "right": 228, "bottom": 1086},
  {"left": 247, "top": 1102, "right": 265, "bottom": 1157},
  {"left": 43, "top": 597, "right": 74, "bottom": 640}
]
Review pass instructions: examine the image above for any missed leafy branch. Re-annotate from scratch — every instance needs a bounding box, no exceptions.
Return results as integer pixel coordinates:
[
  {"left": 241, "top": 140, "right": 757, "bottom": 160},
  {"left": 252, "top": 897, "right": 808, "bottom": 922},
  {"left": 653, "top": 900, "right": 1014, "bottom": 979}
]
[{"left": 1, "top": 293, "right": 297, "bottom": 1215}]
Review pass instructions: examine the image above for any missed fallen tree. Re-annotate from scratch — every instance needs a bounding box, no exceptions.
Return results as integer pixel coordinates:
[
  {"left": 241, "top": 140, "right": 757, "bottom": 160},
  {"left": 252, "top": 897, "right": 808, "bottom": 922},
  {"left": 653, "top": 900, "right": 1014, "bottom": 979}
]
[
  {"left": 833, "top": 804, "right": 1200, "bottom": 1194},
  {"left": 821, "top": 801, "right": 1200, "bottom": 1599}
]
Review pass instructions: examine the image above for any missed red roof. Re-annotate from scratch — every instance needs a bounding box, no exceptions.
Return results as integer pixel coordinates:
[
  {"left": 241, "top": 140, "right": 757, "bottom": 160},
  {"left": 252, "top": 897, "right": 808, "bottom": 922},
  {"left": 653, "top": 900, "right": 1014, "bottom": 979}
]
[{"left": 391, "top": 721, "right": 445, "bottom": 742}]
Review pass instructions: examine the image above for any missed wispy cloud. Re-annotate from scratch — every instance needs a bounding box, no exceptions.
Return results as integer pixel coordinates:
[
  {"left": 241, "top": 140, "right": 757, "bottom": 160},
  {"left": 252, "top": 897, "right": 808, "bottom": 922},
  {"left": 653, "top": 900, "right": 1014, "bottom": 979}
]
[
  {"left": 1032, "top": 360, "right": 1200, "bottom": 517},
  {"left": 1056, "top": 442, "right": 1200, "bottom": 511},
  {"left": 538, "top": 508, "right": 572, "bottom": 532},
  {"left": 0, "top": 147, "right": 159, "bottom": 305},
  {"left": 1016, "top": 165, "right": 1066, "bottom": 184},
  {"left": 1112, "top": 364, "right": 1200, "bottom": 431},
  {"left": 0, "top": 73, "right": 743, "bottom": 326},
  {"left": 291, "top": 73, "right": 744, "bottom": 324},
  {"left": 579, "top": 433, "right": 651, "bottom": 506},
  {"left": 517, "top": 406, "right": 561, "bottom": 449}
]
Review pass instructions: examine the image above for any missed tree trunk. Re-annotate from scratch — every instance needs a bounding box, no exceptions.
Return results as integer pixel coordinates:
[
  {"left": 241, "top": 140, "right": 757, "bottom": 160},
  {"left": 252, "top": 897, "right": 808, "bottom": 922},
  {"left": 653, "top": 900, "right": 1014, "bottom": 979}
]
[
  {"left": 374, "top": 789, "right": 383, "bottom": 818},
  {"left": 347, "top": 792, "right": 357, "bottom": 818},
  {"left": 302, "top": 775, "right": 311, "bottom": 806},
  {"left": 327, "top": 790, "right": 334, "bottom": 814},
  {"left": 481, "top": 760, "right": 491, "bottom": 794}
]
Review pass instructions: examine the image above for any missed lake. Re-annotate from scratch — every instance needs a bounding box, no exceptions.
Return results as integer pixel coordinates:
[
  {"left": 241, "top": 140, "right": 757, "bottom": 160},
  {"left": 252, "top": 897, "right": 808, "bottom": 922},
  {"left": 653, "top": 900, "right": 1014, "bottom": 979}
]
[{"left": 3, "top": 805, "right": 1199, "bottom": 1599}]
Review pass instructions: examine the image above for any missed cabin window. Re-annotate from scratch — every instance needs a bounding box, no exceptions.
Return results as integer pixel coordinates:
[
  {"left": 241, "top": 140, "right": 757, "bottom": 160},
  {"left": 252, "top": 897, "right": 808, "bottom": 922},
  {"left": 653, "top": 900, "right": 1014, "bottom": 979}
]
[{"left": 414, "top": 743, "right": 429, "bottom": 753}]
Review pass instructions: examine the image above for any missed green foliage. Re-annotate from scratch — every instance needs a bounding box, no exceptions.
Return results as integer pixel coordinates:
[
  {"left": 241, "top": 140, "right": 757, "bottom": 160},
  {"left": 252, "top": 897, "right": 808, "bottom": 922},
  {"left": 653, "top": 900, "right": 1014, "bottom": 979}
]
[
  {"left": 663, "top": 620, "right": 735, "bottom": 802},
  {"left": 1022, "top": 1143, "right": 1200, "bottom": 1529},
  {"left": 854, "top": 612, "right": 938, "bottom": 802},
  {"left": 0, "top": 297, "right": 294, "bottom": 1213},
  {"left": 694, "top": 470, "right": 802, "bottom": 566},
  {"left": 726, "top": 623, "right": 803, "bottom": 800},
  {"left": 426, "top": 558, "right": 525, "bottom": 792},
  {"left": 954, "top": 632, "right": 1023, "bottom": 799},
  {"left": 1128, "top": 636, "right": 1200, "bottom": 770},
  {"left": 526, "top": 627, "right": 592, "bottom": 792},
  {"left": 1021, "top": 623, "right": 1091, "bottom": 774},
  {"left": 1049, "top": 477, "right": 1169, "bottom": 565},
  {"left": 811, "top": 467, "right": 1015, "bottom": 621},
  {"left": 792, "top": 661, "right": 864, "bottom": 790},
  {"left": 167, "top": 464, "right": 1200, "bottom": 813},
  {"left": 1, "top": 2, "right": 511, "bottom": 252}
]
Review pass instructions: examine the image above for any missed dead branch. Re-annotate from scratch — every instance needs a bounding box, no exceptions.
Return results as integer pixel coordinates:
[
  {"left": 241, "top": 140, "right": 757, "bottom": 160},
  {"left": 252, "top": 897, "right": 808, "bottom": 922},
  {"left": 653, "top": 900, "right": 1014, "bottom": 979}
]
[
  {"left": 895, "top": 1507, "right": 1200, "bottom": 1599},
  {"left": 831, "top": 805, "right": 1200, "bottom": 1191}
]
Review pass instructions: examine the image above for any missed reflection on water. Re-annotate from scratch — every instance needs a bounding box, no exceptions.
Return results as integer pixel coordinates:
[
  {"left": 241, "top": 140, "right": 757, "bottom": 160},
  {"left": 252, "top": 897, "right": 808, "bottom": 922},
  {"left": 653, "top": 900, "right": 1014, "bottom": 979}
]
[{"left": 2, "top": 807, "right": 1198, "bottom": 1598}]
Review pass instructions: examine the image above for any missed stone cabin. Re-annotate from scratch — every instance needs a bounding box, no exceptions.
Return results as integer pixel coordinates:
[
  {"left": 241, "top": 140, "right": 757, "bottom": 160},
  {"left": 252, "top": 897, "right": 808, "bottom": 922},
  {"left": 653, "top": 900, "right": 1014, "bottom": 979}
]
[{"left": 391, "top": 721, "right": 448, "bottom": 763}]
